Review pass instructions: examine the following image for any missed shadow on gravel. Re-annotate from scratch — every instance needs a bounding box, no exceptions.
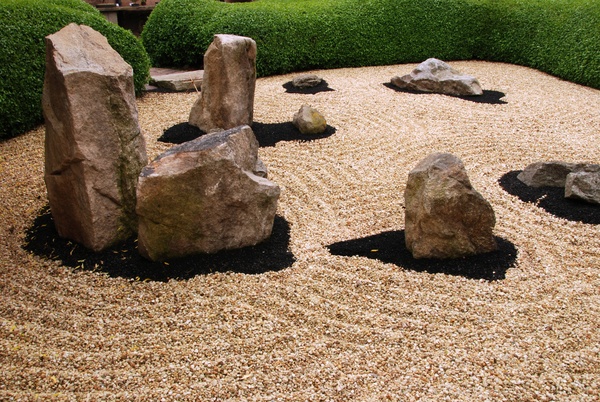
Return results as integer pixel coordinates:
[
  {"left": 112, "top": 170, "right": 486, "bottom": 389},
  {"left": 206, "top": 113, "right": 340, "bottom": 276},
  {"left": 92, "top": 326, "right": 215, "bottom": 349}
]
[
  {"left": 23, "top": 206, "right": 296, "bottom": 282},
  {"left": 383, "top": 83, "right": 507, "bottom": 105},
  {"left": 282, "top": 80, "right": 335, "bottom": 94},
  {"left": 158, "top": 121, "right": 336, "bottom": 148},
  {"left": 499, "top": 170, "right": 600, "bottom": 224},
  {"left": 327, "top": 231, "right": 517, "bottom": 281}
]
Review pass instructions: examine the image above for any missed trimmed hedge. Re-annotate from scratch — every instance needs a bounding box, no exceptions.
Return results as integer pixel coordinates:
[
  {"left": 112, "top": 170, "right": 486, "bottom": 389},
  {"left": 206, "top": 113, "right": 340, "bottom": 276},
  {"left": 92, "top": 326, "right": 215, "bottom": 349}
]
[
  {"left": 0, "top": 0, "right": 150, "bottom": 139},
  {"left": 142, "top": 0, "right": 600, "bottom": 89}
]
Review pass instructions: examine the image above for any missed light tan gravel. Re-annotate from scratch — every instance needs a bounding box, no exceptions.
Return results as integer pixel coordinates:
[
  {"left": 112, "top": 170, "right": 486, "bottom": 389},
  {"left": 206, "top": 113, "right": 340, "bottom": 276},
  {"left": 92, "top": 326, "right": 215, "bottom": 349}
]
[{"left": 1, "top": 62, "right": 599, "bottom": 401}]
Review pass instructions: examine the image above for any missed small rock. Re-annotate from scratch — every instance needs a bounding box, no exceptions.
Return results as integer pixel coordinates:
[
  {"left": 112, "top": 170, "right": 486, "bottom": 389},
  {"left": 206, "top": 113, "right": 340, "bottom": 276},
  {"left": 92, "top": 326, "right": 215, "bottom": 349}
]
[
  {"left": 517, "top": 161, "right": 588, "bottom": 187},
  {"left": 292, "top": 74, "right": 323, "bottom": 89},
  {"left": 565, "top": 166, "right": 600, "bottom": 204},
  {"left": 391, "top": 58, "right": 483, "bottom": 96},
  {"left": 292, "top": 104, "right": 327, "bottom": 135},
  {"left": 150, "top": 70, "right": 203, "bottom": 92},
  {"left": 404, "top": 153, "right": 497, "bottom": 259}
]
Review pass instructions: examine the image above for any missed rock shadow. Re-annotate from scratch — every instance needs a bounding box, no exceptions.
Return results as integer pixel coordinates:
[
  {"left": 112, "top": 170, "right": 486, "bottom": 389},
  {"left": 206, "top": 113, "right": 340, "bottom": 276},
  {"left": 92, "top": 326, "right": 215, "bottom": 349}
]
[
  {"left": 282, "top": 80, "right": 335, "bottom": 94},
  {"left": 158, "top": 121, "right": 336, "bottom": 148},
  {"left": 499, "top": 170, "right": 600, "bottom": 224},
  {"left": 383, "top": 83, "right": 507, "bottom": 105},
  {"left": 327, "top": 230, "right": 517, "bottom": 281},
  {"left": 23, "top": 206, "right": 296, "bottom": 282}
]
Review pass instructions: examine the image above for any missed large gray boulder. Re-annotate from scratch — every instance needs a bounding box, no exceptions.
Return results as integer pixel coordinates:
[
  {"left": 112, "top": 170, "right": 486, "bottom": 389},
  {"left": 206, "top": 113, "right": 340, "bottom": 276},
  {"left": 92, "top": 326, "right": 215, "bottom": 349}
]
[
  {"left": 189, "top": 34, "right": 256, "bottom": 132},
  {"left": 404, "top": 153, "right": 497, "bottom": 259},
  {"left": 517, "top": 161, "right": 588, "bottom": 187},
  {"left": 565, "top": 166, "right": 600, "bottom": 204},
  {"left": 391, "top": 58, "right": 483, "bottom": 96},
  {"left": 42, "top": 24, "right": 147, "bottom": 252},
  {"left": 136, "top": 125, "right": 280, "bottom": 261}
]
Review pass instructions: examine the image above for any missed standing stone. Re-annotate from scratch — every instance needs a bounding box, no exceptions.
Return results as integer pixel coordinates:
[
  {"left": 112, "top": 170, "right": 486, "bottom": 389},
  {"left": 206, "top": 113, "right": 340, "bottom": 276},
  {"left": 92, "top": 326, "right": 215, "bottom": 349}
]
[
  {"left": 565, "top": 166, "right": 600, "bottom": 204},
  {"left": 189, "top": 34, "right": 256, "bottom": 132},
  {"left": 136, "top": 125, "right": 280, "bottom": 261},
  {"left": 391, "top": 58, "right": 483, "bottom": 96},
  {"left": 517, "top": 161, "right": 588, "bottom": 187},
  {"left": 292, "top": 104, "right": 327, "bottom": 135},
  {"left": 404, "top": 153, "right": 497, "bottom": 259},
  {"left": 43, "top": 24, "right": 147, "bottom": 252}
]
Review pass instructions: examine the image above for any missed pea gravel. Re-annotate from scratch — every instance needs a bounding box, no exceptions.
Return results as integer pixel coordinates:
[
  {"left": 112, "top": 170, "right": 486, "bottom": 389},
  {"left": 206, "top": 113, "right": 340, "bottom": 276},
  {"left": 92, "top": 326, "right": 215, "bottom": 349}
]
[{"left": 1, "top": 62, "right": 599, "bottom": 401}]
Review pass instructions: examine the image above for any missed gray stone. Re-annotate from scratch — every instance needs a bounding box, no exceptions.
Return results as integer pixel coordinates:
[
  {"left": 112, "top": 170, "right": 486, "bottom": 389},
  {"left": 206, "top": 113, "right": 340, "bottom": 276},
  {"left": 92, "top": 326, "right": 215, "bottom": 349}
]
[
  {"left": 292, "top": 74, "right": 323, "bottom": 89},
  {"left": 391, "top": 58, "right": 483, "bottom": 96},
  {"left": 136, "top": 125, "right": 280, "bottom": 261},
  {"left": 404, "top": 153, "right": 497, "bottom": 259},
  {"left": 292, "top": 104, "right": 327, "bottom": 135},
  {"left": 565, "top": 166, "right": 600, "bottom": 204},
  {"left": 150, "top": 70, "right": 204, "bottom": 92},
  {"left": 42, "top": 23, "right": 147, "bottom": 252},
  {"left": 189, "top": 34, "right": 256, "bottom": 132},
  {"left": 517, "top": 161, "right": 588, "bottom": 187}
]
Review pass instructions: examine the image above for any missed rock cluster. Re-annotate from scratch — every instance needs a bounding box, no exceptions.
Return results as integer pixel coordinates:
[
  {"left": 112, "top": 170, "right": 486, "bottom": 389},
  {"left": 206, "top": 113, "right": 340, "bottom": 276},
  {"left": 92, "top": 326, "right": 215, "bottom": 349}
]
[
  {"left": 404, "top": 153, "right": 497, "bottom": 259},
  {"left": 42, "top": 24, "right": 147, "bottom": 252},
  {"left": 136, "top": 126, "right": 280, "bottom": 261},
  {"left": 518, "top": 161, "right": 600, "bottom": 204},
  {"left": 391, "top": 58, "right": 483, "bottom": 96},
  {"left": 189, "top": 34, "right": 257, "bottom": 132}
]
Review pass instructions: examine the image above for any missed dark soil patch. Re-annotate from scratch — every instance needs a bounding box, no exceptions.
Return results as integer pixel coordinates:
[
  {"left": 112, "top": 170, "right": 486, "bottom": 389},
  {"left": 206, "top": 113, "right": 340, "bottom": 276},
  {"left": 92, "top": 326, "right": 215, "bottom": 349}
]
[
  {"left": 23, "top": 206, "right": 295, "bottom": 282},
  {"left": 158, "top": 122, "right": 336, "bottom": 148},
  {"left": 499, "top": 170, "right": 600, "bottom": 224},
  {"left": 282, "top": 80, "right": 334, "bottom": 94},
  {"left": 383, "top": 83, "right": 507, "bottom": 105},
  {"left": 328, "top": 231, "right": 517, "bottom": 281}
]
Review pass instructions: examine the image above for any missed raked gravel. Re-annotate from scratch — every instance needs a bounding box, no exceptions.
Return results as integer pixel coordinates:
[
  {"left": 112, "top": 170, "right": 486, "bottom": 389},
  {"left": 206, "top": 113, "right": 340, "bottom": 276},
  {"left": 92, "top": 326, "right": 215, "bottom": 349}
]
[{"left": 1, "top": 62, "right": 599, "bottom": 401}]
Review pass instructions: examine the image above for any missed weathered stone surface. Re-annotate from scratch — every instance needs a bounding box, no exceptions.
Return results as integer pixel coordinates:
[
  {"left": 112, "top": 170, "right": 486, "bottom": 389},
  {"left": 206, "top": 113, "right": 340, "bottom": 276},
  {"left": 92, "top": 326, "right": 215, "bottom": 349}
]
[
  {"left": 42, "top": 23, "right": 147, "bottom": 252},
  {"left": 292, "top": 74, "right": 323, "bottom": 89},
  {"left": 565, "top": 165, "right": 600, "bottom": 204},
  {"left": 150, "top": 70, "right": 203, "bottom": 91},
  {"left": 136, "top": 125, "right": 280, "bottom": 261},
  {"left": 292, "top": 104, "right": 327, "bottom": 135},
  {"left": 391, "top": 58, "right": 483, "bottom": 96},
  {"left": 404, "top": 153, "right": 497, "bottom": 259},
  {"left": 517, "top": 161, "right": 588, "bottom": 187},
  {"left": 189, "top": 34, "right": 256, "bottom": 132}
]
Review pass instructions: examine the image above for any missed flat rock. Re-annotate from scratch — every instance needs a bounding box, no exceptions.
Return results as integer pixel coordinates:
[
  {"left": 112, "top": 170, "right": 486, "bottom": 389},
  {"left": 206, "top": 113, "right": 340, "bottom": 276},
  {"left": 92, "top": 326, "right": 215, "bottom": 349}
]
[
  {"left": 42, "top": 23, "right": 147, "bottom": 252},
  {"left": 292, "top": 74, "right": 323, "bottom": 89},
  {"left": 150, "top": 70, "right": 204, "bottom": 91},
  {"left": 136, "top": 125, "right": 280, "bottom": 261},
  {"left": 565, "top": 166, "right": 600, "bottom": 204},
  {"left": 391, "top": 58, "right": 483, "bottom": 96},
  {"left": 517, "top": 161, "right": 588, "bottom": 187},
  {"left": 404, "top": 153, "right": 497, "bottom": 259}
]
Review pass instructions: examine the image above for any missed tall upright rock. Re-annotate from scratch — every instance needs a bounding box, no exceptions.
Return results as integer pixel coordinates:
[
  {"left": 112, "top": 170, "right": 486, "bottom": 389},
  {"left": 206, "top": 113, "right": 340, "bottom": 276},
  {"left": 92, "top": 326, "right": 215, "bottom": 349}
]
[
  {"left": 42, "top": 23, "right": 147, "bottom": 252},
  {"left": 189, "top": 34, "right": 257, "bottom": 132},
  {"left": 404, "top": 153, "right": 497, "bottom": 259}
]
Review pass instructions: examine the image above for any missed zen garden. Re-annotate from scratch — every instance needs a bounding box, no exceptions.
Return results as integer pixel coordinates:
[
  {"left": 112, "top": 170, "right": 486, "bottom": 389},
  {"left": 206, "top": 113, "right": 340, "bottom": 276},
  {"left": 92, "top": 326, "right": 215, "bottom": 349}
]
[{"left": 1, "top": 0, "right": 599, "bottom": 400}]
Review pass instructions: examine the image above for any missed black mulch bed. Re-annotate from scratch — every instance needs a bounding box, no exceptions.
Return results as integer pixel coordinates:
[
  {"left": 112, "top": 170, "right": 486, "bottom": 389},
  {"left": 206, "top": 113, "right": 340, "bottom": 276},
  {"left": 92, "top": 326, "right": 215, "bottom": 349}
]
[
  {"left": 328, "top": 231, "right": 517, "bottom": 281},
  {"left": 383, "top": 83, "right": 508, "bottom": 105},
  {"left": 158, "top": 121, "right": 336, "bottom": 148},
  {"left": 499, "top": 170, "right": 600, "bottom": 224},
  {"left": 282, "top": 80, "right": 335, "bottom": 94},
  {"left": 23, "top": 206, "right": 295, "bottom": 282}
]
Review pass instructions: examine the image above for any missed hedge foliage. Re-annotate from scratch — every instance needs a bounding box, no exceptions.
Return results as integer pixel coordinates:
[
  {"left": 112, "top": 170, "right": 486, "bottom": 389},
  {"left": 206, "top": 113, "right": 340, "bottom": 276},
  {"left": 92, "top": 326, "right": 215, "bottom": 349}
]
[
  {"left": 0, "top": 0, "right": 150, "bottom": 139},
  {"left": 142, "top": 0, "right": 599, "bottom": 89}
]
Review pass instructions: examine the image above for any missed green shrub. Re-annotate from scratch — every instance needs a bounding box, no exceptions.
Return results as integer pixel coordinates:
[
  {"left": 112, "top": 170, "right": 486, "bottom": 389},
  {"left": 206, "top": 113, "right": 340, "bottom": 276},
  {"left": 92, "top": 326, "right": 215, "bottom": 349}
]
[
  {"left": 0, "top": 0, "right": 150, "bottom": 139},
  {"left": 142, "top": 0, "right": 599, "bottom": 89}
]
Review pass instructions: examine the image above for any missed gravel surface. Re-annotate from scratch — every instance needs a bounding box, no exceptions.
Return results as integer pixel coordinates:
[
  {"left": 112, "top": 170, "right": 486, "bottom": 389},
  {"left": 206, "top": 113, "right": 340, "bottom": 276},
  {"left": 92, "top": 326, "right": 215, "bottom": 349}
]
[{"left": 1, "top": 62, "right": 599, "bottom": 401}]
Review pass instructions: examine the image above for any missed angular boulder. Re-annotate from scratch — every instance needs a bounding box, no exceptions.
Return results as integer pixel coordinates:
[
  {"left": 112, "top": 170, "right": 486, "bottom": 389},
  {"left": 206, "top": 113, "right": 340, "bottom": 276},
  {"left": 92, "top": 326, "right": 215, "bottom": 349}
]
[
  {"left": 292, "top": 104, "right": 327, "bottom": 135},
  {"left": 565, "top": 166, "right": 600, "bottom": 204},
  {"left": 189, "top": 34, "right": 256, "bottom": 132},
  {"left": 404, "top": 153, "right": 497, "bottom": 259},
  {"left": 517, "top": 161, "right": 588, "bottom": 187},
  {"left": 42, "top": 24, "right": 147, "bottom": 252},
  {"left": 292, "top": 74, "right": 323, "bottom": 89},
  {"left": 136, "top": 125, "right": 280, "bottom": 261},
  {"left": 391, "top": 58, "right": 483, "bottom": 96}
]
